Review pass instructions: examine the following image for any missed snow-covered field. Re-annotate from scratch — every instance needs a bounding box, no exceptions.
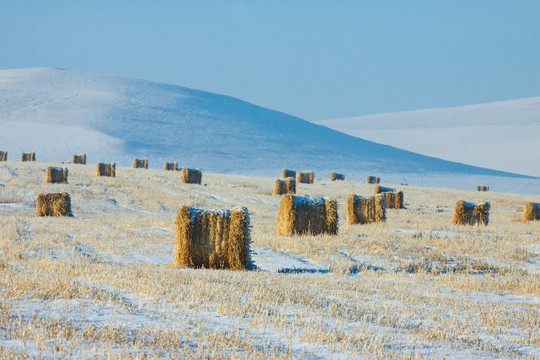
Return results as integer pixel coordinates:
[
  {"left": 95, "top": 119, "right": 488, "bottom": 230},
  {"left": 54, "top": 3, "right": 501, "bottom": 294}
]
[{"left": 0, "top": 161, "right": 538, "bottom": 359}]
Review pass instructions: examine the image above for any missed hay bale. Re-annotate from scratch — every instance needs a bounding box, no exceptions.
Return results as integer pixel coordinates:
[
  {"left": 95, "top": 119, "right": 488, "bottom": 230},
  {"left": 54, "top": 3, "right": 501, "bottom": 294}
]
[
  {"left": 272, "top": 177, "right": 296, "bottom": 195},
  {"left": 44, "top": 166, "right": 68, "bottom": 184},
  {"left": 476, "top": 186, "right": 489, "bottom": 192},
  {"left": 296, "top": 171, "right": 314, "bottom": 184},
  {"left": 21, "top": 152, "right": 36, "bottom": 162},
  {"left": 346, "top": 194, "right": 386, "bottom": 224},
  {"left": 174, "top": 206, "right": 251, "bottom": 270},
  {"left": 164, "top": 162, "right": 178, "bottom": 171},
  {"left": 36, "top": 193, "right": 72, "bottom": 217},
  {"left": 381, "top": 191, "right": 404, "bottom": 209},
  {"left": 523, "top": 202, "right": 540, "bottom": 221},
  {"left": 96, "top": 163, "right": 116, "bottom": 177},
  {"left": 366, "top": 176, "right": 380, "bottom": 184},
  {"left": 180, "top": 168, "right": 202, "bottom": 184},
  {"left": 71, "top": 154, "right": 86, "bottom": 164},
  {"left": 281, "top": 168, "right": 296, "bottom": 178},
  {"left": 132, "top": 158, "right": 148, "bottom": 169},
  {"left": 276, "top": 195, "right": 338, "bottom": 236},
  {"left": 330, "top": 172, "right": 345, "bottom": 181},
  {"left": 374, "top": 185, "right": 395, "bottom": 194},
  {"left": 0, "top": 151, "right": 7, "bottom": 161},
  {"left": 452, "top": 200, "right": 490, "bottom": 225}
]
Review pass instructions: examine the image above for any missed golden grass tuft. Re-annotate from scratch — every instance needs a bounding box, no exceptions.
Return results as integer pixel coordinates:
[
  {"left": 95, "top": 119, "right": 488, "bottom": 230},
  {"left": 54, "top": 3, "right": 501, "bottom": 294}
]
[
  {"left": 296, "top": 171, "right": 314, "bottom": 184},
  {"left": 180, "top": 168, "right": 202, "bottom": 184},
  {"left": 366, "top": 176, "right": 380, "bottom": 184},
  {"left": 164, "top": 162, "right": 178, "bottom": 171},
  {"left": 132, "top": 158, "right": 148, "bottom": 169},
  {"left": 44, "top": 166, "right": 68, "bottom": 184},
  {"left": 0, "top": 151, "right": 7, "bottom": 161},
  {"left": 476, "top": 186, "right": 489, "bottom": 192},
  {"left": 21, "top": 152, "right": 36, "bottom": 162},
  {"left": 174, "top": 206, "right": 251, "bottom": 270},
  {"left": 36, "top": 193, "right": 72, "bottom": 217},
  {"left": 96, "top": 163, "right": 116, "bottom": 177},
  {"left": 330, "top": 172, "right": 345, "bottom": 181},
  {"left": 346, "top": 194, "right": 386, "bottom": 224},
  {"left": 71, "top": 154, "right": 86, "bottom": 164},
  {"left": 452, "top": 200, "right": 490, "bottom": 225},
  {"left": 281, "top": 168, "right": 296, "bottom": 178},
  {"left": 273, "top": 177, "right": 296, "bottom": 195},
  {"left": 276, "top": 195, "right": 338, "bottom": 236},
  {"left": 522, "top": 202, "right": 540, "bottom": 221}
]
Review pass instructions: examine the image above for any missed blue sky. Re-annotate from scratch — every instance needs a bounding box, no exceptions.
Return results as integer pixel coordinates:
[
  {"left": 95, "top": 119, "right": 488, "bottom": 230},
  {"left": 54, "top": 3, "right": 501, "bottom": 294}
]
[{"left": 1, "top": 1, "right": 538, "bottom": 121}]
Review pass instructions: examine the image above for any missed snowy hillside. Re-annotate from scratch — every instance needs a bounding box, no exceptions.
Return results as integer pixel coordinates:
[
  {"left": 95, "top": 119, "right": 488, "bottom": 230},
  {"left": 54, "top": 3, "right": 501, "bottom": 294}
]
[
  {"left": 316, "top": 98, "right": 540, "bottom": 177},
  {"left": 0, "top": 68, "right": 538, "bottom": 193}
]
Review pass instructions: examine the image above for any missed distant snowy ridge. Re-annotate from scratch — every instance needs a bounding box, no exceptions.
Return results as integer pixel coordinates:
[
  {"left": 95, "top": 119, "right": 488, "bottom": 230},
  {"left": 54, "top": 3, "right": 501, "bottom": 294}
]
[{"left": 316, "top": 98, "right": 540, "bottom": 177}]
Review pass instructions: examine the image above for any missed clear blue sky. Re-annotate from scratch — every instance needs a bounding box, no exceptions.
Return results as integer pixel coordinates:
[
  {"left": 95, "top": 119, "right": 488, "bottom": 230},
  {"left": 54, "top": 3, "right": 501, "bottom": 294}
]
[{"left": 1, "top": 1, "right": 538, "bottom": 121}]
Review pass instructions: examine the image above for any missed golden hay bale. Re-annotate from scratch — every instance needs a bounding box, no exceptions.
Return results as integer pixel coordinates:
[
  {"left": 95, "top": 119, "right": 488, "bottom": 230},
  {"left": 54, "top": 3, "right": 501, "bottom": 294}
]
[
  {"left": 0, "top": 151, "right": 7, "bottom": 161},
  {"left": 452, "top": 200, "right": 490, "bottom": 226},
  {"left": 44, "top": 166, "right": 68, "bottom": 184},
  {"left": 276, "top": 195, "right": 338, "bottom": 236},
  {"left": 381, "top": 191, "right": 404, "bottom": 209},
  {"left": 71, "top": 154, "right": 86, "bottom": 164},
  {"left": 36, "top": 193, "right": 72, "bottom": 217},
  {"left": 330, "top": 172, "right": 345, "bottom": 181},
  {"left": 476, "top": 186, "right": 489, "bottom": 192},
  {"left": 281, "top": 168, "right": 296, "bottom": 178},
  {"left": 174, "top": 206, "right": 251, "bottom": 270},
  {"left": 366, "top": 176, "right": 380, "bottom": 184},
  {"left": 96, "top": 163, "right": 116, "bottom": 177},
  {"left": 132, "top": 158, "right": 148, "bottom": 169},
  {"left": 164, "top": 162, "right": 178, "bottom": 171},
  {"left": 21, "top": 152, "right": 36, "bottom": 162},
  {"left": 180, "top": 168, "right": 202, "bottom": 184},
  {"left": 272, "top": 177, "right": 296, "bottom": 195},
  {"left": 522, "top": 202, "right": 540, "bottom": 221},
  {"left": 346, "top": 194, "right": 386, "bottom": 225},
  {"left": 374, "top": 185, "right": 395, "bottom": 194},
  {"left": 296, "top": 171, "right": 314, "bottom": 184}
]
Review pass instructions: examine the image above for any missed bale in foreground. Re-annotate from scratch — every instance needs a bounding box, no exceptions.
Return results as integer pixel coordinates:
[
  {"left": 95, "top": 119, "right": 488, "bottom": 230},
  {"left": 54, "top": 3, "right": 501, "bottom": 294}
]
[
  {"left": 71, "top": 154, "right": 86, "bottom": 164},
  {"left": 36, "top": 193, "right": 72, "bottom": 217},
  {"left": 164, "top": 162, "right": 178, "bottom": 171},
  {"left": 296, "top": 171, "right": 314, "bottom": 184},
  {"left": 281, "top": 168, "right": 296, "bottom": 178},
  {"left": 330, "top": 172, "right": 345, "bottom": 181},
  {"left": 21, "top": 152, "right": 36, "bottom": 162},
  {"left": 452, "top": 200, "right": 490, "bottom": 225},
  {"left": 476, "top": 186, "right": 489, "bottom": 192},
  {"left": 381, "top": 191, "right": 404, "bottom": 209},
  {"left": 346, "top": 194, "right": 386, "bottom": 224},
  {"left": 133, "top": 158, "right": 148, "bottom": 169},
  {"left": 181, "top": 168, "right": 202, "bottom": 184},
  {"left": 96, "top": 163, "right": 115, "bottom": 177},
  {"left": 44, "top": 166, "right": 68, "bottom": 184},
  {"left": 276, "top": 195, "right": 338, "bottom": 236},
  {"left": 174, "top": 206, "right": 251, "bottom": 270},
  {"left": 0, "top": 151, "right": 7, "bottom": 161},
  {"left": 366, "top": 176, "right": 380, "bottom": 184},
  {"left": 273, "top": 177, "right": 296, "bottom": 195},
  {"left": 523, "top": 202, "right": 540, "bottom": 221}
]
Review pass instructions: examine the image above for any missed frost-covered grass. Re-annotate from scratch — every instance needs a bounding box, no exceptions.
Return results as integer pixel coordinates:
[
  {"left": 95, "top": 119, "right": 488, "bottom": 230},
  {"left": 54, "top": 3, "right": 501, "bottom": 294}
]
[{"left": 0, "top": 161, "right": 538, "bottom": 359}]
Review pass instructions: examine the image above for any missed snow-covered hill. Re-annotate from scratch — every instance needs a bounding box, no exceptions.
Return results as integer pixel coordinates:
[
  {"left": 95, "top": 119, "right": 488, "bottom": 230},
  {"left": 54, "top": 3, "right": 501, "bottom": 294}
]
[
  {"left": 316, "top": 98, "right": 540, "bottom": 177},
  {"left": 0, "top": 68, "right": 538, "bottom": 194}
]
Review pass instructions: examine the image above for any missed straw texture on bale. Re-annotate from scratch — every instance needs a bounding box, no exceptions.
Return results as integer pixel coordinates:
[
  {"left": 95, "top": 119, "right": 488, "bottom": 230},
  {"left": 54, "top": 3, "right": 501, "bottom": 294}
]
[
  {"left": 452, "top": 200, "right": 490, "bottom": 225},
  {"left": 296, "top": 171, "right": 314, "bottom": 184},
  {"left": 276, "top": 195, "right": 338, "bottom": 236},
  {"left": 330, "top": 172, "right": 345, "bottom": 181},
  {"left": 476, "top": 186, "right": 489, "bottom": 192},
  {"left": 281, "top": 168, "right": 296, "bottom": 178},
  {"left": 71, "top": 154, "right": 86, "bottom": 164},
  {"left": 374, "top": 185, "right": 395, "bottom": 194},
  {"left": 181, "top": 168, "right": 202, "bottom": 184},
  {"left": 522, "top": 202, "right": 540, "bottom": 221},
  {"left": 21, "top": 152, "right": 36, "bottom": 162},
  {"left": 381, "top": 191, "right": 404, "bottom": 209},
  {"left": 346, "top": 194, "right": 386, "bottom": 225},
  {"left": 96, "top": 163, "right": 116, "bottom": 177},
  {"left": 36, "top": 193, "right": 72, "bottom": 217},
  {"left": 164, "top": 162, "right": 178, "bottom": 171},
  {"left": 273, "top": 177, "right": 296, "bottom": 195},
  {"left": 0, "top": 151, "right": 7, "bottom": 161},
  {"left": 44, "top": 166, "right": 68, "bottom": 184},
  {"left": 174, "top": 206, "right": 251, "bottom": 270},
  {"left": 132, "top": 158, "right": 148, "bottom": 169}
]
